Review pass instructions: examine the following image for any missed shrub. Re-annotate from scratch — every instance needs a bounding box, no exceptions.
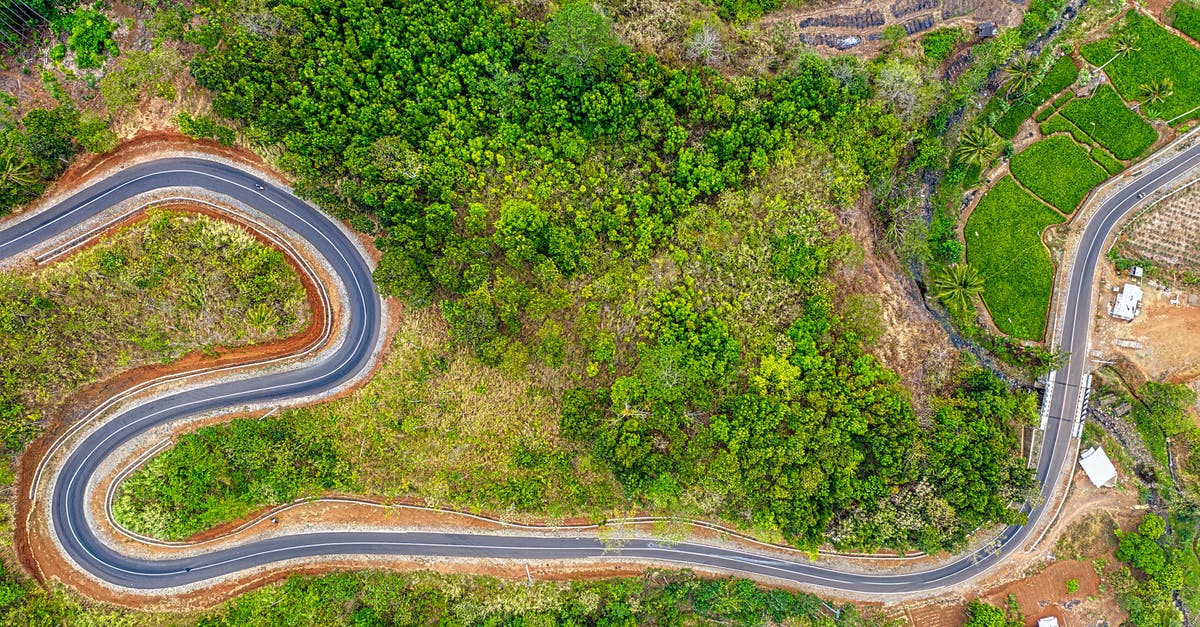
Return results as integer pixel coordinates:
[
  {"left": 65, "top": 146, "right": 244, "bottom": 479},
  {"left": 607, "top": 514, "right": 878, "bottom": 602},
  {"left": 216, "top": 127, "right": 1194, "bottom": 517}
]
[
  {"left": 1010, "top": 136, "right": 1107, "bottom": 213},
  {"left": 922, "top": 27, "right": 961, "bottom": 62},
  {"left": 965, "top": 176, "right": 1064, "bottom": 339},
  {"left": 61, "top": 8, "right": 118, "bottom": 69}
]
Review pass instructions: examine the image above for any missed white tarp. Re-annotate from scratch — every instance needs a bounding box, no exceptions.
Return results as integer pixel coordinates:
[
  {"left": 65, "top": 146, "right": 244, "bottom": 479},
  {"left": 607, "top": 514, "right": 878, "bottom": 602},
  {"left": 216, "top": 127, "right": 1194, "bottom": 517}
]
[
  {"left": 1079, "top": 447, "right": 1118, "bottom": 487},
  {"left": 1038, "top": 617, "right": 1060, "bottom": 627}
]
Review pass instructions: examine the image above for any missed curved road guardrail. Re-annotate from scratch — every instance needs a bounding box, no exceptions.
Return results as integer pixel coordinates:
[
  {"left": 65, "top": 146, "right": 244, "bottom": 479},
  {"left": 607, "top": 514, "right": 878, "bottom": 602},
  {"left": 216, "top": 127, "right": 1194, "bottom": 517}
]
[{"left": 3, "top": 145, "right": 1199, "bottom": 595}]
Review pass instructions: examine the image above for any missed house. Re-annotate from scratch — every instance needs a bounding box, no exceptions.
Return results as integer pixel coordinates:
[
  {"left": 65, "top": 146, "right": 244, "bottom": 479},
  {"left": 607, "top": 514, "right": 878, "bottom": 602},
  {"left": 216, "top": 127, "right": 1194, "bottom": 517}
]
[
  {"left": 1130, "top": 265, "right": 1144, "bottom": 279},
  {"left": 977, "top": 21, "right": 997, "bottom": 38},
  {"left": 1111, "top": 283, "right": 1143, "bottom": 321},
  {"left": 1079, "top": 447, "right": 1118, "bottom": 487},
  {"left": 1038, "top": 618, "right": 1060, "bottom": 627}
]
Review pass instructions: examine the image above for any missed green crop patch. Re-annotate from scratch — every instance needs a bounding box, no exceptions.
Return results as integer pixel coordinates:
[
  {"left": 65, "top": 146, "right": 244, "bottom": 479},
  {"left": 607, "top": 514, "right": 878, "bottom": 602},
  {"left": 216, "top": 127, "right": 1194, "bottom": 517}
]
[
  {"left": 1171, "top": 1, "right": 1200, "bottom": 42},
  {"left": 1010, "top": 136, "right": 1107, "bottom": 213},
  {"left": 1029, "top": 56, "right": 1079, "bottom": 105},
  {"left": 993, "top": 101, "right": 1037, "bottom": 139},
  {"left": 1082, "top": 12, "right": 1200, "bottom": 122},
  {"left": 1059, "top": 84, "right": 1157, "bottom": 159},
  {"left": 965, "top": 177, "right": 1064, "bottom": 340},
  {"left": 1091, "top": 147, "right": 1124, "bottom": 175},
  {"left": 1039, "top": 114, "right": 1094, "bottom": 146},
  {"left": 1052, "top": 93, "right": 1073, "bottom": 108}
]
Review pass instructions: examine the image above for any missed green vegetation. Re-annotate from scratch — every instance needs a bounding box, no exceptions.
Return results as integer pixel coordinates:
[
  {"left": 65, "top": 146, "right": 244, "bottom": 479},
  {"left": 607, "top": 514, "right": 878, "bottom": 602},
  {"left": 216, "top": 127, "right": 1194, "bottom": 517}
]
[
  {"left": 1081, "top": 11, "right": 1200, "bottom": 122},
  {"left": 1092, "top": 147, "right": 1124, "bottom": 175},
  {"left": 1131, "top": 382, "right": 1195, "bottom": 469},
  {"left": 1115, "top": 514, "right": 1185, "bottom": 627},
  {"left": 965, "top": 177, "right": 1065, "bottom": 339},
  {"left": 160, "top": 0, "right": 1038, "bottom": 552},
  {"left": 1039, "top": 114, "right": 1094, "bottom": 146},
  {"left": 0, "top": 564, "right": 877, "bottom": 626},
  {"left": 1034, "top": 106, "right": 1055, "bottom": 123},
  {"left": 99, "top": 47, "right": 185, "bottom": 111},
  {"left": 1059, "top": 84, "right": 1157, "bottom": 159},
  {"left": 993, "top": 101, "right": 1037, "bottom": 139},
  {"left": 1010, "top": 136, "right": 1107, "bottom": 213},
  {"left": 176, "top": 112, "right": 235, "bottom": 147},
  {"left": 963, "top": 595, "right": 1023, "bottom": 627},
  {"left": 1170, "top": 0, "right": 1200, "bottom": 43},
  {"left": 0, "top": 105, "right": 116, "bottom": 215},
  {"left": 922, "top": 27, "right": 962, "bottom": 62},
  {"left": 990, "top": 55, "right": 1078, "bottom": 139},
  {"left": 52, "top": 7, "right": 119, "bottom": 69},
  {"left": 933, "top": 262, "right": 985, "bottom": 312},
  {"left": 209, "top": 569, "right": 876, "bottom": 626},
  {"left": 1052, "top": 92, "right": 1073, "bottom": 108},
  {"left": 1029, "top": 55, "right": 1079, "bottom": 104},
  {"left": 1066, "top": 577, "right": 1079, "bottom": 594},
  {"left": 0, "top": 210, "right": 308, "bottom": 453}
]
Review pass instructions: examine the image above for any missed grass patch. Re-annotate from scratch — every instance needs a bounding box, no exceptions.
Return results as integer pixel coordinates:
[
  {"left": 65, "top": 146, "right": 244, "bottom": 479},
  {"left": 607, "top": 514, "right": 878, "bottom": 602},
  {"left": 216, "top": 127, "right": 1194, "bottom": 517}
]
[
  {"left": 1040, "top": 114, "right": 1095, "bottom": 146},
  {"left": 1010, "top": 135, "right": 1108, "bottom": 213},
  {"left": 1035, "top": 106, "right": 1055, "bottom": 122},
  {"left": 1029, "top": 55, "right": 1080, "bottom": 104},
  {"left": 1053, "top": 92, "right": 1074, "bottom": 108},
  {"left": 1082, "top": 11, "right": 1200, "bottom": 122},
  {"left": 1092, "top": 146, "right": 1125, "bottom": 175},
  {"left": 1059, "top": 84, "right": 1158, "bottom": 159},
  {"left": 965, "top": 176, "right": 1065, "bottom": 340},
  {"left": 0, "top": 210, "right": 308, "bottom": 452},
  {"left": 1170, "top": 0, "right": 1200, "bottom": 43},
  {"left": 114, "top": 309, "right": 623, "bottom": 540},
  {"left": 993, "top": 101, "right": 1037, "bottom": 139}
]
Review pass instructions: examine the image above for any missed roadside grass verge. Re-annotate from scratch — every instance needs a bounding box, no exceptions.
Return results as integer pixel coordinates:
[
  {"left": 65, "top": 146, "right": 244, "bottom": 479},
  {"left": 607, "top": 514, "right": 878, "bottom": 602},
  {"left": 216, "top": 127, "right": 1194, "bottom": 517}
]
[
  {"left": 1040, "top": 114, "right": 1095, "bottom": 146},
  {"left": 1081, "top": 11, "right": 1200, "bottom": 122},
  {"left": 0, "top": 210, "right": 308, "bottom": 452},
  {"left": 114, "top": 309, "right": 624, "bottom": 540},
  {"left": 965, "top": 177, "right": 1065, "bottom": 340},
  {"left": 1010, "top": 136, "right": 1107, "bottom": 213},
  {"left": 1059, "top": 84, "right": 1157, "bottom": 159}
]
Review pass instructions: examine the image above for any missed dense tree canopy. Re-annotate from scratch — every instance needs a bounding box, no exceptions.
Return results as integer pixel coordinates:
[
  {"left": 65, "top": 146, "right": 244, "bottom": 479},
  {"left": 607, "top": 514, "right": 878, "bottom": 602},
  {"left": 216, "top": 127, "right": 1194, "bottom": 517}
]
[{"left": 188, "top": 0, "right": 1035, "bottom": 551}]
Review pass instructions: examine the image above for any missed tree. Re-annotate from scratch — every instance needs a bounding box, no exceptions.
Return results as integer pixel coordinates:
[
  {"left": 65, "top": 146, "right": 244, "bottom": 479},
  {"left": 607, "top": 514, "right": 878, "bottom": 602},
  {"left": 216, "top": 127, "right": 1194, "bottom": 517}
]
[
  {"left": 1003, "top": 55, "right": 1041, "bottom": 97},
  {"left": 963, "top": 600, "right": 1007, "bottom": 627},
  {"left": 543, "top": 3, "right": 622, "bottom": 78},
  {"left": 0, "top": 152, "right": 36, "bottom": 193},
  {"left": 875, "top": 58, "right": 922, "bottom": 115},
  {"left": 933, "top": 263, "right": 985, "bottom": 311},
  {"left": 1140, "top": 78, "right": 1174, "bottom": 106},
  {"left": 954, "top": 126, "right": 1002, "bottom": 167},
  {"left": 1099, "top": 33, "right": 1139, "bottom": 70}
]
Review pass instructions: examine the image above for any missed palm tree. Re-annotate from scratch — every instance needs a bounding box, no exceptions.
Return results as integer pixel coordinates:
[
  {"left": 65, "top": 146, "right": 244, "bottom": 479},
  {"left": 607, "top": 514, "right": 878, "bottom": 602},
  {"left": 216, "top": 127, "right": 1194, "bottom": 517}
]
[
  {"left": 1098, "top": 34, "right": 1139, "bottom": 70},
  {"left": 954, "top": 126, "right": 1002, "bottom": 167},
  {"left": 933, "top": 262, "right": 985, "bottom": 312},
  {"left": 1140, "top": 77, "right": 1174, "bottom": 106},
  {"left": 1004, "top": 55, "right": 1041, "bottom": 97},
  {"left": 0, "top": 152, "right": 35, "bottom": 192}
]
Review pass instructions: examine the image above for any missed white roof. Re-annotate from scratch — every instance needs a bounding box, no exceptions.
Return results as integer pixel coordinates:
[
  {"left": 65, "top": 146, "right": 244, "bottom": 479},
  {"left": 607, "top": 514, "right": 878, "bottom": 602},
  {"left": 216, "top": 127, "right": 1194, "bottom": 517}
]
[
  {"left": 1112, "top": 283, "right": 1143, "bottom": 320},
  {"left": 1038, "top": 618, "right": 1060, "bottom": 627},
  {"left": 1079, "top": 447, "right": 1117, "bottom": 487}
]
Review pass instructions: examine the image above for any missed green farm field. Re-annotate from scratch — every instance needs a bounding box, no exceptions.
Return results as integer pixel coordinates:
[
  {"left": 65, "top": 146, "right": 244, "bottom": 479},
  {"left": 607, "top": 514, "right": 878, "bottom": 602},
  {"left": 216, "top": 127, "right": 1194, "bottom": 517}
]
[
  {"left": 1059, "top": 84, "right": 1157, "bottom": 160},
  {"left": 965, "top": 177, "right": 1065, "bottom": 340},
  {"left": 1010, "top": 136, "right": 1107, "bottom": 213},
  {"left": 1081, "top": 11, "right": 1200, "bottom": 122}
]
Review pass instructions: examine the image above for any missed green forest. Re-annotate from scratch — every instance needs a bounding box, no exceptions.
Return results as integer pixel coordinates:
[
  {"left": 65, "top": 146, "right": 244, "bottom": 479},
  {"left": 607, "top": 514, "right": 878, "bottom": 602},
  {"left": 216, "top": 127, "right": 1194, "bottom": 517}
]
[{"left": 116, "top": 0, "right": 1041, "bottom": 554}]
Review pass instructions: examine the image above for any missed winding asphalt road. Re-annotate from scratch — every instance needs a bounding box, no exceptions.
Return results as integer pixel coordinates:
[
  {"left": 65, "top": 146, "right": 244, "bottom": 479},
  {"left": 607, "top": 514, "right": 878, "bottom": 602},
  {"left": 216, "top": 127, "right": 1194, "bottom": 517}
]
[{"left": 2, "top": 144, "right": 1199, "bottom": 595}]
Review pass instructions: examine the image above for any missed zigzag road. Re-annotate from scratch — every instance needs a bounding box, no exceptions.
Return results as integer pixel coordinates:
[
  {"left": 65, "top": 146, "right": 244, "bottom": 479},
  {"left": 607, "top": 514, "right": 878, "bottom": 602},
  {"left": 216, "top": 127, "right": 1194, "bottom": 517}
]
[{"left": 3, "top": 145, "right": 1199, "bottom": 596}]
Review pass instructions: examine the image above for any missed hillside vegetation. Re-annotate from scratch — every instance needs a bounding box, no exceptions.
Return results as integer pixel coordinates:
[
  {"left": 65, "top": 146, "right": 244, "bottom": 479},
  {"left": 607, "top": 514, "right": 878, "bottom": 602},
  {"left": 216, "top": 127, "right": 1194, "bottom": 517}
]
[
  {"left": 0, "top": 210, "right": 308, "bottom": 453},
  {"left": 104, "top": 0, "right": 1046, "bottom": 554}
]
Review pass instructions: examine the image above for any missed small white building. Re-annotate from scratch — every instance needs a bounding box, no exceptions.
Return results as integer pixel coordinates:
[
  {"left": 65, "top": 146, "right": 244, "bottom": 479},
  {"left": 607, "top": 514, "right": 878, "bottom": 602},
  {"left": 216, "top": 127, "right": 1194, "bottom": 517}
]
[
  {"left": 1079, "top": 447, "right": 1118, "bottom": 487},
  {"left": 1111, "top": 283, "right": 1144, "bottom": 321},
  {"left": 1038, "top": 617, "right": 1060, "bottom": 627}
]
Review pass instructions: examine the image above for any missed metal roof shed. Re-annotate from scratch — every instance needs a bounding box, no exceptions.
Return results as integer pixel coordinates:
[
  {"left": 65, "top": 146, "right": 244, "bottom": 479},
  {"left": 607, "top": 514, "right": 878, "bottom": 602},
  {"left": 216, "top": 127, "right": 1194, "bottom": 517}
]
[{"left": 1079, "top": 447, "right": 1118, "bottom": 487}]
